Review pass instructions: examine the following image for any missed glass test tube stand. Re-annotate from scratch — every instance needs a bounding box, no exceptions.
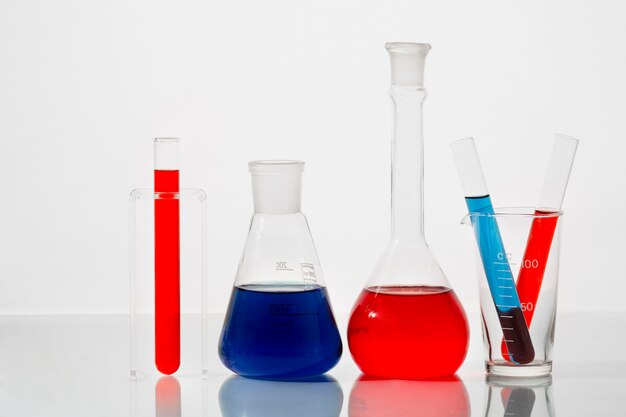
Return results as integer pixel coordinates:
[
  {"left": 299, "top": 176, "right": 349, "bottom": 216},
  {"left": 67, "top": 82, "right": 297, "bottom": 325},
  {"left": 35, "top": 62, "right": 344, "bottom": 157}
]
[{"left": 129, "top": 188, "right": 208, "bottom": 378}]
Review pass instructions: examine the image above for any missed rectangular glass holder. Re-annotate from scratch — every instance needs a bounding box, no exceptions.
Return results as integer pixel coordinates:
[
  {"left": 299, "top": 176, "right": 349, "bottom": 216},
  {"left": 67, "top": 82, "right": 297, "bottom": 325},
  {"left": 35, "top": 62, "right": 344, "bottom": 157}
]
[{"left": 129, "top": 188, "right": 208, "bottom": 378}]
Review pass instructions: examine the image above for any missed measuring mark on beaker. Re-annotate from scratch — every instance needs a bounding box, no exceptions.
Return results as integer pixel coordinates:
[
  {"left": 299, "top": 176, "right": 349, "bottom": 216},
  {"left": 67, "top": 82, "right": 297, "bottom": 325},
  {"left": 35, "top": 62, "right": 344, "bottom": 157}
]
[
  {"left": 301, "top": 263, "right": 318, "bottom": 284},
  {"left": 275, "top": 261, "right": 293, "bottom": 271}
]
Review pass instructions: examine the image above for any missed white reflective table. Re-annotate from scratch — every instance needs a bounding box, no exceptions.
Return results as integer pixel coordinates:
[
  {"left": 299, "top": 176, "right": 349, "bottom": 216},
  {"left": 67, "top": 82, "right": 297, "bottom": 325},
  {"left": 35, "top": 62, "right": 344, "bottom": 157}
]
[{"left": 0, "top": 312, "right": 623, "bottom": 416}]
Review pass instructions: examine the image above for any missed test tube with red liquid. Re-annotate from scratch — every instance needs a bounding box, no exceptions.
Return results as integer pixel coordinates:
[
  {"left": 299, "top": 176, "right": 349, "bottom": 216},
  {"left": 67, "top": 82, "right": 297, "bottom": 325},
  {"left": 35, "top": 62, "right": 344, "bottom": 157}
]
[
  {"left": 154, "top": 138, "right": 180, "bottom": 375},
  {"left": 500, "top": 135, "right": 578, "bottom": 359}
]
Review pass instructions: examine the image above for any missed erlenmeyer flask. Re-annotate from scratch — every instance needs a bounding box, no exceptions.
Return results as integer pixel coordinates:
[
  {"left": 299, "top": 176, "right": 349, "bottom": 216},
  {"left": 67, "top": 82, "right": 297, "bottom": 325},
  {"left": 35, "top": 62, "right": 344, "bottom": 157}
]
[
  {"left": 219, "top": 161, "right": 342, "bottom": 379},
  {"left": 347, "top": 43, "right": 469, "bottom": 379}
]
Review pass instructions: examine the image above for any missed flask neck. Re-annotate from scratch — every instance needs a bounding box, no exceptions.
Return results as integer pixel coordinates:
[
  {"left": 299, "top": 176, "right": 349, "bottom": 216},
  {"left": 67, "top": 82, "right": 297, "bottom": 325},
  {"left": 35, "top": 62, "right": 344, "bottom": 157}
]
[{"left": 390, "top": 86, "right": 427, "bottom": 243}]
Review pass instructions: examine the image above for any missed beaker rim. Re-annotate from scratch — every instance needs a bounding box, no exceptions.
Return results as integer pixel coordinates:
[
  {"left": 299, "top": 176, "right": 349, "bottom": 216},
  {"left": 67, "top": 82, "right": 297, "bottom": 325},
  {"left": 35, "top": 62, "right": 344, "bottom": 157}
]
[
  {"left": 486, "top": 374, "right": 553, "bottom": 388},
  {"left": 248, "top": 160, "right": 305, "bottom": 174},
  {"left": 153, "top": 137, "right": 180, "bottom": 143},
  {"left": 462, "top": 206, "right": 563, "bottom": 221}
]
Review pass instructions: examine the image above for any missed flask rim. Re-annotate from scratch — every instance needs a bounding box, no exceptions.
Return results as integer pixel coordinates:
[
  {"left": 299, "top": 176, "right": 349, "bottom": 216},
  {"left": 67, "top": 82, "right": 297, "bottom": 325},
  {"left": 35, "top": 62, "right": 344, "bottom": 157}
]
[{"left": 248, "top": 160, "right": 304, "bottom": 174}]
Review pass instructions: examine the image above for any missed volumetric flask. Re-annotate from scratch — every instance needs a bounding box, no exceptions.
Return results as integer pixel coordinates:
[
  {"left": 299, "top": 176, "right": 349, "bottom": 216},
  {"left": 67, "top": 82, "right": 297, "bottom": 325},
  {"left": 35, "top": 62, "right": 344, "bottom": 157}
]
[
  {"left": 347, "top": 43, "right": 469, "bottom": 379},
  {"left": 462, "top": 208, "right": 562, "bottom": 377},
  {"left": 219, "top": 161, "right": 342, "bottom": 379}
]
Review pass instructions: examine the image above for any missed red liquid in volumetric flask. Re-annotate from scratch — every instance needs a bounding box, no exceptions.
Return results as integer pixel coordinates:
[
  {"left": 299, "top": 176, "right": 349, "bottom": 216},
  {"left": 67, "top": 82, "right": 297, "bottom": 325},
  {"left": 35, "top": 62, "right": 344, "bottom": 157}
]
[
  {"left": 155, "top": 169, "right": 180, "bottom": 374},
  {"left": 348, "top": 286, "right": 468, "bottom": 379},
  {"left": 501, "top": 210, "right": 558, "bottom": 360}
]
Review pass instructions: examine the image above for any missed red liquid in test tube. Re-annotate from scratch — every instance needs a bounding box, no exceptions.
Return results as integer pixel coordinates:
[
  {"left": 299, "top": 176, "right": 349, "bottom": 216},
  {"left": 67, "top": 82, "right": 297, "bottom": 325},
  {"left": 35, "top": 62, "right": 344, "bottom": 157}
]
[
  {"left": 501, "top": 135, "right": 578, "bottom": 360},
  {"left": 515, "top": 210, "right": 558, "bottom": 325},
  {"left": 154, "top": 138, "right": 181, "bottom": 375}
]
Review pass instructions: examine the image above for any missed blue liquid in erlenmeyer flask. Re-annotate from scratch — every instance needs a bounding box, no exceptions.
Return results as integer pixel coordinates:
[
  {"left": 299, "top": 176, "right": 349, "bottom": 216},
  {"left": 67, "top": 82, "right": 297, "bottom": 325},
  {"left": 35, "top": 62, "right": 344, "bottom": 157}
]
[{"left": 219, "top": 284, "right": 342, "bottom": 379}]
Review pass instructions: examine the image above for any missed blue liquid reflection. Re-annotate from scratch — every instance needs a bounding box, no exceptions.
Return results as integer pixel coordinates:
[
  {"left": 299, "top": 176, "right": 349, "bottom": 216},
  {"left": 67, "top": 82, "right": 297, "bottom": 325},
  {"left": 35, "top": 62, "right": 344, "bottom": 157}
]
[{"left": 219, "top": 375, "right": 343, "bottom": 417}]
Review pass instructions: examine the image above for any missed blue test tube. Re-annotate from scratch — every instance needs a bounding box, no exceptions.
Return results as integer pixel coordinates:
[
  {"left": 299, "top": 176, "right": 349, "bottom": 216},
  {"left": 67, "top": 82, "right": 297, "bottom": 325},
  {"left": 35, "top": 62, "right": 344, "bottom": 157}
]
[{"left": 451, "top": 138, "right": 534, "bottom": 364}]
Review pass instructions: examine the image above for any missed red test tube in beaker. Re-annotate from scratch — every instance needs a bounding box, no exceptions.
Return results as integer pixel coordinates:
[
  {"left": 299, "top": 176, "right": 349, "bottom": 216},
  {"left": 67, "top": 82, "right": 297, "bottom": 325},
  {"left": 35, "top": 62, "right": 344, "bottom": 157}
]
[{"left": 501, "top": 135, "right": 578, "bottom": 360}]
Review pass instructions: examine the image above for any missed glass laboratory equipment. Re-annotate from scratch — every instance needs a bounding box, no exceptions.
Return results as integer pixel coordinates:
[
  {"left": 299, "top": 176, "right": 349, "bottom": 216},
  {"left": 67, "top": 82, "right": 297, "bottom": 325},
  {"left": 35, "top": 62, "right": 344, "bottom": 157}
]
[
  {"left": 129, "top": 138, "right": 209, "bottom": 379},
  {"left": 462, "top": 208, "right": 562, "bottom": 377},
  {"left": 154, "top": 138, "right": 181, "bottom": 375},
  {"left": 451, "top": 138, "right": 535, "bottom": 365},
  {"left": 453, "top": 135, "right": 576, "bottom": 377},
  {"left": 219, "top": 161, "right": 342, "bottom": 379},
  {"left": 347, "top": 43, "right": 469, "bottom": 379}
]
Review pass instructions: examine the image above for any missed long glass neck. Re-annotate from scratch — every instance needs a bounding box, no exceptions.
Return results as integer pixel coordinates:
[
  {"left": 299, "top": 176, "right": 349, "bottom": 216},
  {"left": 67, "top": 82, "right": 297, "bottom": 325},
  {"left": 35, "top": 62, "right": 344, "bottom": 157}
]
[{"left": 390, "top": 85, "right": 426, "bottom": 243}]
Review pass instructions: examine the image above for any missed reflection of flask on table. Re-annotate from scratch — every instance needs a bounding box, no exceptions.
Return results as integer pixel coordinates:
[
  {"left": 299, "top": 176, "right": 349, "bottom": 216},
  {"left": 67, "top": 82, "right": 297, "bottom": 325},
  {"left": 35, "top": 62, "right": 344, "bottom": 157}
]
[
  {"left": 452, "top": 138, "right": 534, "bottom": 364},
  {"left": 349, "top": 375, "right": 469, "bottom": 417},
  {"left": 219, "top": 375, "right": 343, "bottom": 417},
  {"left": 347, "top": 42, "right": 468, "bottom": 379},
  {"left": 154, "top": 138, "right": 180, "bottom": 375},
  {"left": 218, "top": 161, "right": 342, "bottom": 379}
]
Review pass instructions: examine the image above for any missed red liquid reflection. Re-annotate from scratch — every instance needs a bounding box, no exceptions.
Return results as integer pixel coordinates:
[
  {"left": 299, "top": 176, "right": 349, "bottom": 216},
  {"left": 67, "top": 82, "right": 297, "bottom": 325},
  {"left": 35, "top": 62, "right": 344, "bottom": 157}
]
[
  {"left": 349, "top": 374, "right": 469, "bottom": 417},
  {"left": 155, "top": 376, "right": 181, "bottom": 417}
]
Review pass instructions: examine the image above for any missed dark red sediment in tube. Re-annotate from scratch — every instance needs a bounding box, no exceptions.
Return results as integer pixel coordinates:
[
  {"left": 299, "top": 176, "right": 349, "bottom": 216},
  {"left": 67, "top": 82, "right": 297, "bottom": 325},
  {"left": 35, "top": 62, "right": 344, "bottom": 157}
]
[
  {"left": 499, "top": 307, "right": 535, "bottom": 364},
  {"left": 501, "top": 210, "right": 558, "bottom": 361},
  {"left": 155, "top": 169, "right": 180, "bottom": 374}
]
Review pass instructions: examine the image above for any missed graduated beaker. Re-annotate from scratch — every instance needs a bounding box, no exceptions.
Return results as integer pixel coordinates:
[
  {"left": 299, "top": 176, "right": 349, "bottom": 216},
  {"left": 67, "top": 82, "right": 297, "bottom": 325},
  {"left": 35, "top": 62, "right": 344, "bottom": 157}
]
[
  {"left": 462, "top": 208, "right": 562, "bottom": 377},
  {"left": 218, "top": 161, "right": 342, "bottom": 379}
]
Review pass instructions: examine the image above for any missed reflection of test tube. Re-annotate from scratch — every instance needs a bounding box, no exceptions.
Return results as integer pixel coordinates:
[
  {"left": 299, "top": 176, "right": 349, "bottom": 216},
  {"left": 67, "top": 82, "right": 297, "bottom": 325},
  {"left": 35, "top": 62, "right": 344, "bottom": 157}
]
[
  {"left": 452, "top": 138, "right": 534, "bottom": 364},
  {"left": 155, "top": 376, "right": 182, "bottom": 417},
  {"left": 484, "top": 375, "right": 554, "bottom": 417},
  {"left": 514, "top": 135, "right": 578, "bottom": 325},
  {"left": 154, "top": 138, "right": 180, "bottom": 375},
  {"left": 500, "top": 387, "right": 536, "bottom": 417}
]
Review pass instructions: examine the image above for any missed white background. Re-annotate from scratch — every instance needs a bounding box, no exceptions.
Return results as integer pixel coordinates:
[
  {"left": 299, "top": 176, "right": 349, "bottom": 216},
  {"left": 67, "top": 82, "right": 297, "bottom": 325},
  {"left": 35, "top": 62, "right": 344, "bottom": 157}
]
[{"left": 0, "top": 0, "right": 624, "bottom": 315}]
